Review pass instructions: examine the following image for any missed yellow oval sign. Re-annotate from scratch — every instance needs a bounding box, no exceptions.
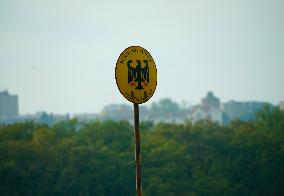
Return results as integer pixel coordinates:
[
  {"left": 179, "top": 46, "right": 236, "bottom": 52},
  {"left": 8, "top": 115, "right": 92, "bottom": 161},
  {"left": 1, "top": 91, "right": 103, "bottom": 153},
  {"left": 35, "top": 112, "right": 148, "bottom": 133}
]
[{"left": 115, "top": 46, "right": 157, "bottom": 104}]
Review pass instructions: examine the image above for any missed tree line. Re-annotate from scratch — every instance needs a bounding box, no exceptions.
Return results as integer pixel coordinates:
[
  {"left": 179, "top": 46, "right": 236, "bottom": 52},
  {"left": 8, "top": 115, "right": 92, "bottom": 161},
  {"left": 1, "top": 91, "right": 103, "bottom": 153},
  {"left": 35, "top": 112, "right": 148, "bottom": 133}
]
[{"left": 0, "top": 106, "right": 284, "bottom": 195}]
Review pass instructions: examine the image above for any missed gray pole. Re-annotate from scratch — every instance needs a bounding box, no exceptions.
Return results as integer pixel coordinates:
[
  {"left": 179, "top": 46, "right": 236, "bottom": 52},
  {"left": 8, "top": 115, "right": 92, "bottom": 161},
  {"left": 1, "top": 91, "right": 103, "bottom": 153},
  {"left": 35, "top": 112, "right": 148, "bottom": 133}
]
[{"left": 133, "top": 103, "right": 142, "bottom": 196}]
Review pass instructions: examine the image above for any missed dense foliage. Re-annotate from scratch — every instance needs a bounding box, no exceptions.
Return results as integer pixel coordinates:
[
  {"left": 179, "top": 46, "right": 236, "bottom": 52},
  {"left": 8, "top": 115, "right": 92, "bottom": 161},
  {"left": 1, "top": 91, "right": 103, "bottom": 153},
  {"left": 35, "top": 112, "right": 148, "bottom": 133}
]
[{"left": 0, "top": 106, "right": 284, "bottom": 196}]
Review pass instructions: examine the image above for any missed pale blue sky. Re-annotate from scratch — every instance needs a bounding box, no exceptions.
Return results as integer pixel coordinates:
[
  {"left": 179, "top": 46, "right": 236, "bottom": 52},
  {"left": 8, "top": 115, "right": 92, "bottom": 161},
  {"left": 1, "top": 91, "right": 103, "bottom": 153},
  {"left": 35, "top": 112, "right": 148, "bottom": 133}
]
[{"left": 1, "top": 0, "right": 283, "bottom": 114}]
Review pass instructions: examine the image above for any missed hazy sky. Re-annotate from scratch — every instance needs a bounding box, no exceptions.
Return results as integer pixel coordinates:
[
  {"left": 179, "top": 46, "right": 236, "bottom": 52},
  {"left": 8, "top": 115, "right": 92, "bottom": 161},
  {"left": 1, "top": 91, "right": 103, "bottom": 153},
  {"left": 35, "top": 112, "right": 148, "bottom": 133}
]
[{"left": 1, "top": 0, "right": 284, "bottom": 114}]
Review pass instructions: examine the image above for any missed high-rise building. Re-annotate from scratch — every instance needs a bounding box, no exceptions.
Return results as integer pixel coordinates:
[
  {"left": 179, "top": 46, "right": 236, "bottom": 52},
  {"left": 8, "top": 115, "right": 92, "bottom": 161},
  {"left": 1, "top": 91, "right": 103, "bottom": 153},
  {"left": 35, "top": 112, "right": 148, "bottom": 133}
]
[
  {"left": 201, "top": 91, "right": 220, "bottom": 110},
  {"left": 0, "top": 90, "right": 19, "bottom": 119}
]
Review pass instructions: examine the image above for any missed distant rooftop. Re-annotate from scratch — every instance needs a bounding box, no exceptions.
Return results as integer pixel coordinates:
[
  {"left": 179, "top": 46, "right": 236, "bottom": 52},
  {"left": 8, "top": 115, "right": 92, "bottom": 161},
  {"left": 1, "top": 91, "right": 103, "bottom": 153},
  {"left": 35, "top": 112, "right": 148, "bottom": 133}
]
[
  {"left": 0, "top": 90, "right": 17, "bottom": 96},
  {"left": 0, "top": 90, "right": 9, "bottom": 95}
]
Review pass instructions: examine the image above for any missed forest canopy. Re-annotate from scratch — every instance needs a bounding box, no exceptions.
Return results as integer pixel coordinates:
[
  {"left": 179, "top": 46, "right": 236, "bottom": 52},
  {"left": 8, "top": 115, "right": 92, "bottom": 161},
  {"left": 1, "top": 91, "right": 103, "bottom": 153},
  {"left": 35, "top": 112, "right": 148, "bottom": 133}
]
[{"left": 0, "top": 106, "right": 284, "bottom": 196}]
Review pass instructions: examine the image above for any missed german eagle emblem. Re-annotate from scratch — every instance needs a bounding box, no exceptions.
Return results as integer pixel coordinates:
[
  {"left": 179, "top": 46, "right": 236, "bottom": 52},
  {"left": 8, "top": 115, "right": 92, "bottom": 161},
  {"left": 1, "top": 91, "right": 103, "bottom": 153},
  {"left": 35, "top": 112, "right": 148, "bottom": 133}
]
[{"left": 127, "top": 60, "right": 149, "bottom": 90}]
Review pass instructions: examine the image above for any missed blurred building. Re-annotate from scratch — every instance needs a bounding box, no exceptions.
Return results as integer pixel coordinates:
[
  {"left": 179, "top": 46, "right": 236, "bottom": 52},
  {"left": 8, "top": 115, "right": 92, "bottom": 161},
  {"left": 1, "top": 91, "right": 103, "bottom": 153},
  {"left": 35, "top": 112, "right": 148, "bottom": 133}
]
[
  {"left": 279, "top": 101, "right": 284, "bottom": 111},
  {"left": 187, "top": 92, "right": 223, "bottom": 125},
  {"left": 73, "top": 113, "right": 99, "bottom": 122},
  {"left": 186, "top": 92, "right": 268, "bottom": 125},
  {"left": 221, "top": 101, "right": 265, "bottom": 121},
  {"left": 189, "top": 106, "right": 207, "bottom": 123},
  {"left": 100, "top": 104, "right": 133, "bottom": 121},
  {"left": 188, "top": 106, "right": 223, "bottom": 125},
  {"left": 209, "top": 108, "right": 223, "bottom": 125},
  {"left": 0, "top": 112, "right": 70, "bottom": 126},
  {"left": 201, "top": 91, "right": 220, "bottom": 110},
  {"left": 0, "top": 90, "right": 19, "bottom": 119}
]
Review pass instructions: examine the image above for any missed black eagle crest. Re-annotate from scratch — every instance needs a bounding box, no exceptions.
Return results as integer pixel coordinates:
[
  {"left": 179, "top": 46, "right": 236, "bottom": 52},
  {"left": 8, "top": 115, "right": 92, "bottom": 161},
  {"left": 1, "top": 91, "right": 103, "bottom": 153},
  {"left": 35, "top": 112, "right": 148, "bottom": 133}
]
[{"left": 127, "top": 60, "right": 149, "bottom": 90}]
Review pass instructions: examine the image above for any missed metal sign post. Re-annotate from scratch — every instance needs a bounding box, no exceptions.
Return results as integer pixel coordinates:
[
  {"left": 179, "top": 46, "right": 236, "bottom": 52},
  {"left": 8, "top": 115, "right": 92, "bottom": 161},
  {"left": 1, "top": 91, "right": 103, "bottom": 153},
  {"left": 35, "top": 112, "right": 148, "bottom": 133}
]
[
  {"left": 133, "top": 103, "right": 142, "bottom": 196},
  {"left": 115, "top": 46, "right": 157, "bottom": 196}
]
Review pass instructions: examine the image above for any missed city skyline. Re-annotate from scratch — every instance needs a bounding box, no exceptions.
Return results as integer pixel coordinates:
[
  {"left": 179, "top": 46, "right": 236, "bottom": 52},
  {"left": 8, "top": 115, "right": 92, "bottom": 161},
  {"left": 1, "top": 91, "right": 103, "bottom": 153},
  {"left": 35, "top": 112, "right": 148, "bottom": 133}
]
[
  {"left": 0, "top": 90, "right": 273, "bottom": 127},
  {"left": 1, "top": 0, "right": 284, "bottom": 114},
  {"left": 0, "top": 89, "right": 275, "bottom": 116}
]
